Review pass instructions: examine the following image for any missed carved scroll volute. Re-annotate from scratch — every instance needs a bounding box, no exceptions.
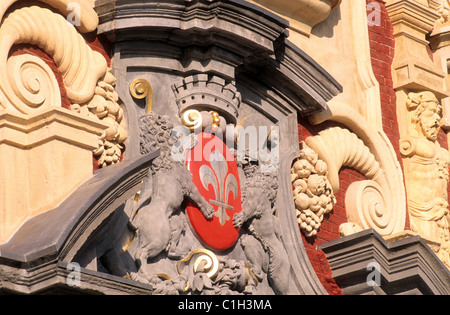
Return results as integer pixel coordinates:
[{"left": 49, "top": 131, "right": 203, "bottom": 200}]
[
  {"left": 305, "top": 126, "right": 404, "bottom": 237},
  {"left": 0, "top": 5, "right": 107, "bottom": 114},
  {"left": 0, "top": 0, "right": 98, "bottom": 34},
  {"left": 0, "top": 2, "right": 127, "bottom": 168}
]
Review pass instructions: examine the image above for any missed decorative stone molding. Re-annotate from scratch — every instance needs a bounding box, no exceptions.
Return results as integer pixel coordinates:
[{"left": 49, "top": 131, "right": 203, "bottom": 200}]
[
  {"left": 0, "top": 107, "right": 108, "bottom": 243},
  {"left": 249, "top": 0, "right": 342, "bottom": 37},
  {"left": 74, "top": 71, "right": 127, "bottom": 168},
  {"left": 172, "top": 74, "right": 241, "bottom": 124},
  {"left": 430, "top": 3, "right": 450, "bottom": 132},
  {"left": 0, "top": 0, "right": 127, "bottom": 242},
  {"left": 0, "top": 5, "right": 106, "bottom": 113},
  {"left": 310, "top": 99, "right": 407, "bottom": 239},
  {"left": 291, "top": 143, "right": 336, "bottom": 238},
  {"left": 0, "top": 0, "right": 99, "bottom": 34},
  {"left": 0, "top": 3, "right": 127, "bottom": 168},
  {"left": 400, "top": 91, "right": 450, "bottom": 268},
  {"left": 319, "top": 229, "right": 450, "bottom": 295},
  {"left": 94, "top": 0, "right": 343, "bottom": 295},
  {"left": 387, "top": 0, "right": 447, "bottom": 97},
  {"left": 386, "top": 1, "right": 450, "bottom": 268},
  {"left": 305, "top": 126, "right": 404, "bottom": 237},
  {"left": 429, "top": 0, "right": 450, "bottom": 24}
]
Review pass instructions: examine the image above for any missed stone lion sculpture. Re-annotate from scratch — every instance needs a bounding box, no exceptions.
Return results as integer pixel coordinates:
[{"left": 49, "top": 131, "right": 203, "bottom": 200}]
[
  {"left": 131, "top": 113, "right": 215, "bottom": 282},
  {"left": 233, "top": 161, "right": 290, "bottom": 294}
]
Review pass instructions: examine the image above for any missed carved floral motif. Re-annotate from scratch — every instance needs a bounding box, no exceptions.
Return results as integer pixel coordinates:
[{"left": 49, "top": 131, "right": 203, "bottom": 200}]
[{"left": 72, "top": 71, "right": 127, "bottom": 167}]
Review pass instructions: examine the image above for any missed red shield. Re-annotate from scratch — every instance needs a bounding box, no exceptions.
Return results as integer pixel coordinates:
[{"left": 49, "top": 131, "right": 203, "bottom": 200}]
[{"left": 185, "top": 133, "right": 242, "bottom": 251}]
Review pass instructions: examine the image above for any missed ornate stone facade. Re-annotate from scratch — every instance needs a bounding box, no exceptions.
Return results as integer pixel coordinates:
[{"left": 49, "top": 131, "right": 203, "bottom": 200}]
[{"left": 0, "top": 0, "right": 448, "bottom": 296}]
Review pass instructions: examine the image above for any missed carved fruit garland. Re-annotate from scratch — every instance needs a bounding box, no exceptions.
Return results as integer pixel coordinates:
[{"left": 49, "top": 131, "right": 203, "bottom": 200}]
[
  {"left": 291, "top": 142, "right": 336, "bottom": 238},
  {"left": 71, "top": 71, "right": 127, "bottom": 167}
]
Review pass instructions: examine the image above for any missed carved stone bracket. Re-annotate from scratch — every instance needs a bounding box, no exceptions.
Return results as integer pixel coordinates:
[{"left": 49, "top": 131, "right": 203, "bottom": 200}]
[
  {"left": 305, "top": 126, "right": 405, "bottom": 237},
  {"left": 0, "top": 108, "right": 108, "bottom": 243},
  {"left": 387, "top": 0, "right": 448, "bottom": 98}
]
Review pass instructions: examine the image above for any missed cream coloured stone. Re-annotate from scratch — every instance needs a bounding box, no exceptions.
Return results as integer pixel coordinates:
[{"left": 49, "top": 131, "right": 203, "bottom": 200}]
[
  {"left": 0, "top": 0, "right": 98, "bottom": 34},
  {"left": 0, "top": 3, "right": 127, "bottom": 168},
  {"left": 308, "top": 101, "right": 407, "bottom": 237},
  {"left": 248, "top": 0, "right": 341, "bottom": 37},
  {"left": 291, "top": 143, "right": 336, "bottom": 238},
  {"left": 0, "top": 108, "right": 108, "bottom": 243},
  {"left": 0, "top": 5, "right": 107, "bottom": 114},
  {"left": 387, "top": 0, "right": 448, "bottom": 97},
  {"left": 399, "top": 91, "right": 450, "bottom": 268}
]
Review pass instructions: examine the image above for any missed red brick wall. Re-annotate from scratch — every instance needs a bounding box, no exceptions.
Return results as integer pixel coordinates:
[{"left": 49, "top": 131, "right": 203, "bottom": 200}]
[
  {"left": 366, "top": 0, "right": 450, "bottom": 229},
  {"left": 297, "top": 120, "right": 368, "bottom": 295},
  {"left": 367, "top": 0, "right": 400, "bottom": 160},
  {"left": 295, "top": 0, "right": 409, "bottom": 295},
  {"left": 366, "top": 0, "right": 415, "bottom": 231}
]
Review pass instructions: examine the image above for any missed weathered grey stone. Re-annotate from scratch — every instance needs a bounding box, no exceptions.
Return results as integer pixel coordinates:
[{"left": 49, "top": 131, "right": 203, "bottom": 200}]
[
  {"left": 0, "top": 0, "right": 344, "bottom": 295},
  {"left": 318, "top": 229, "right": 450, "bottom": 295},
  {"left": 92, "top": 0, "right": 342, "bottom": 295}
]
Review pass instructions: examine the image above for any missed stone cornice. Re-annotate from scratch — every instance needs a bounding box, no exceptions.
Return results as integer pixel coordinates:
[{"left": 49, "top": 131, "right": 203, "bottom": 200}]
[
  {"left": 318, "top": 229, "right": 450, "bottom": 295},
  {"left": 95, "top": 0, "right": 342, "bottom": 115},
  {"left": 386, "top": 0, "right": 448, "bottom": 98}
]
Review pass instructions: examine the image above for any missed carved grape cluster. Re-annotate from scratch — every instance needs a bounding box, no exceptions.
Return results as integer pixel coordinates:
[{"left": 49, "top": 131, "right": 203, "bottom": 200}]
[
  {"left": 291, "top": 143, "right": 336, "bottom": 238},
  {"left": 71, "top": 70, "right": 127, "bottom": 167}
]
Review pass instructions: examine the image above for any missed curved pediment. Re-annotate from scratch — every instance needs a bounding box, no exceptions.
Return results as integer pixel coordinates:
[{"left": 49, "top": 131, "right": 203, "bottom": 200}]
[
  {"left": 0, "top": 151, "right": 159, "bottom": 265},
  {"left": 0, "top": 0, "right": 343, "bottom": 295}
]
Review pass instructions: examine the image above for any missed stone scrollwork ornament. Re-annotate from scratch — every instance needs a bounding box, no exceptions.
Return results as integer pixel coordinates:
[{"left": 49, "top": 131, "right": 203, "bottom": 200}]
[
  {"left": 305, "top": 126, "right": 404, "bottom": 237},
  {"left": 291, "top": 142, "right": 336, "bottom": 238},
  {"left": 432, "top": 0, "right": 450, "bottom": 24},
  {"left": 0, "top": 2, "right": 127, "bottom": 168},
  {"left": 130, "top": 78, "right": 153, "bottom": 113},
  {"left": 140, "top": 248, "right": 256, "bottom": 295}
]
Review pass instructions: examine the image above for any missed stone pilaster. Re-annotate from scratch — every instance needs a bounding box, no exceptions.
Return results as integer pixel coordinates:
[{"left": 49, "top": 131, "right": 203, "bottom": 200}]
[
  {"left": 0, "top": 108, "right": 108, "bottom": 243},
  {"left": 387, "top": 0, "right": 447, "bottom": 101}
]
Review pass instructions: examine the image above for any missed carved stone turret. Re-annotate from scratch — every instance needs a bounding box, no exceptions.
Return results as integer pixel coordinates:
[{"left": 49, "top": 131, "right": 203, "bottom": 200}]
[{"left": 172, "top": 74, "right": 241, "bottom": 124}]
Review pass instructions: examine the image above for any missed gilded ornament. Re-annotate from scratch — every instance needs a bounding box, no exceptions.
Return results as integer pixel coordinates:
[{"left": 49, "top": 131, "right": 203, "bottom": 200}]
[{"left": 130, "top": 78, "right": 153, "bottom": 113}]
